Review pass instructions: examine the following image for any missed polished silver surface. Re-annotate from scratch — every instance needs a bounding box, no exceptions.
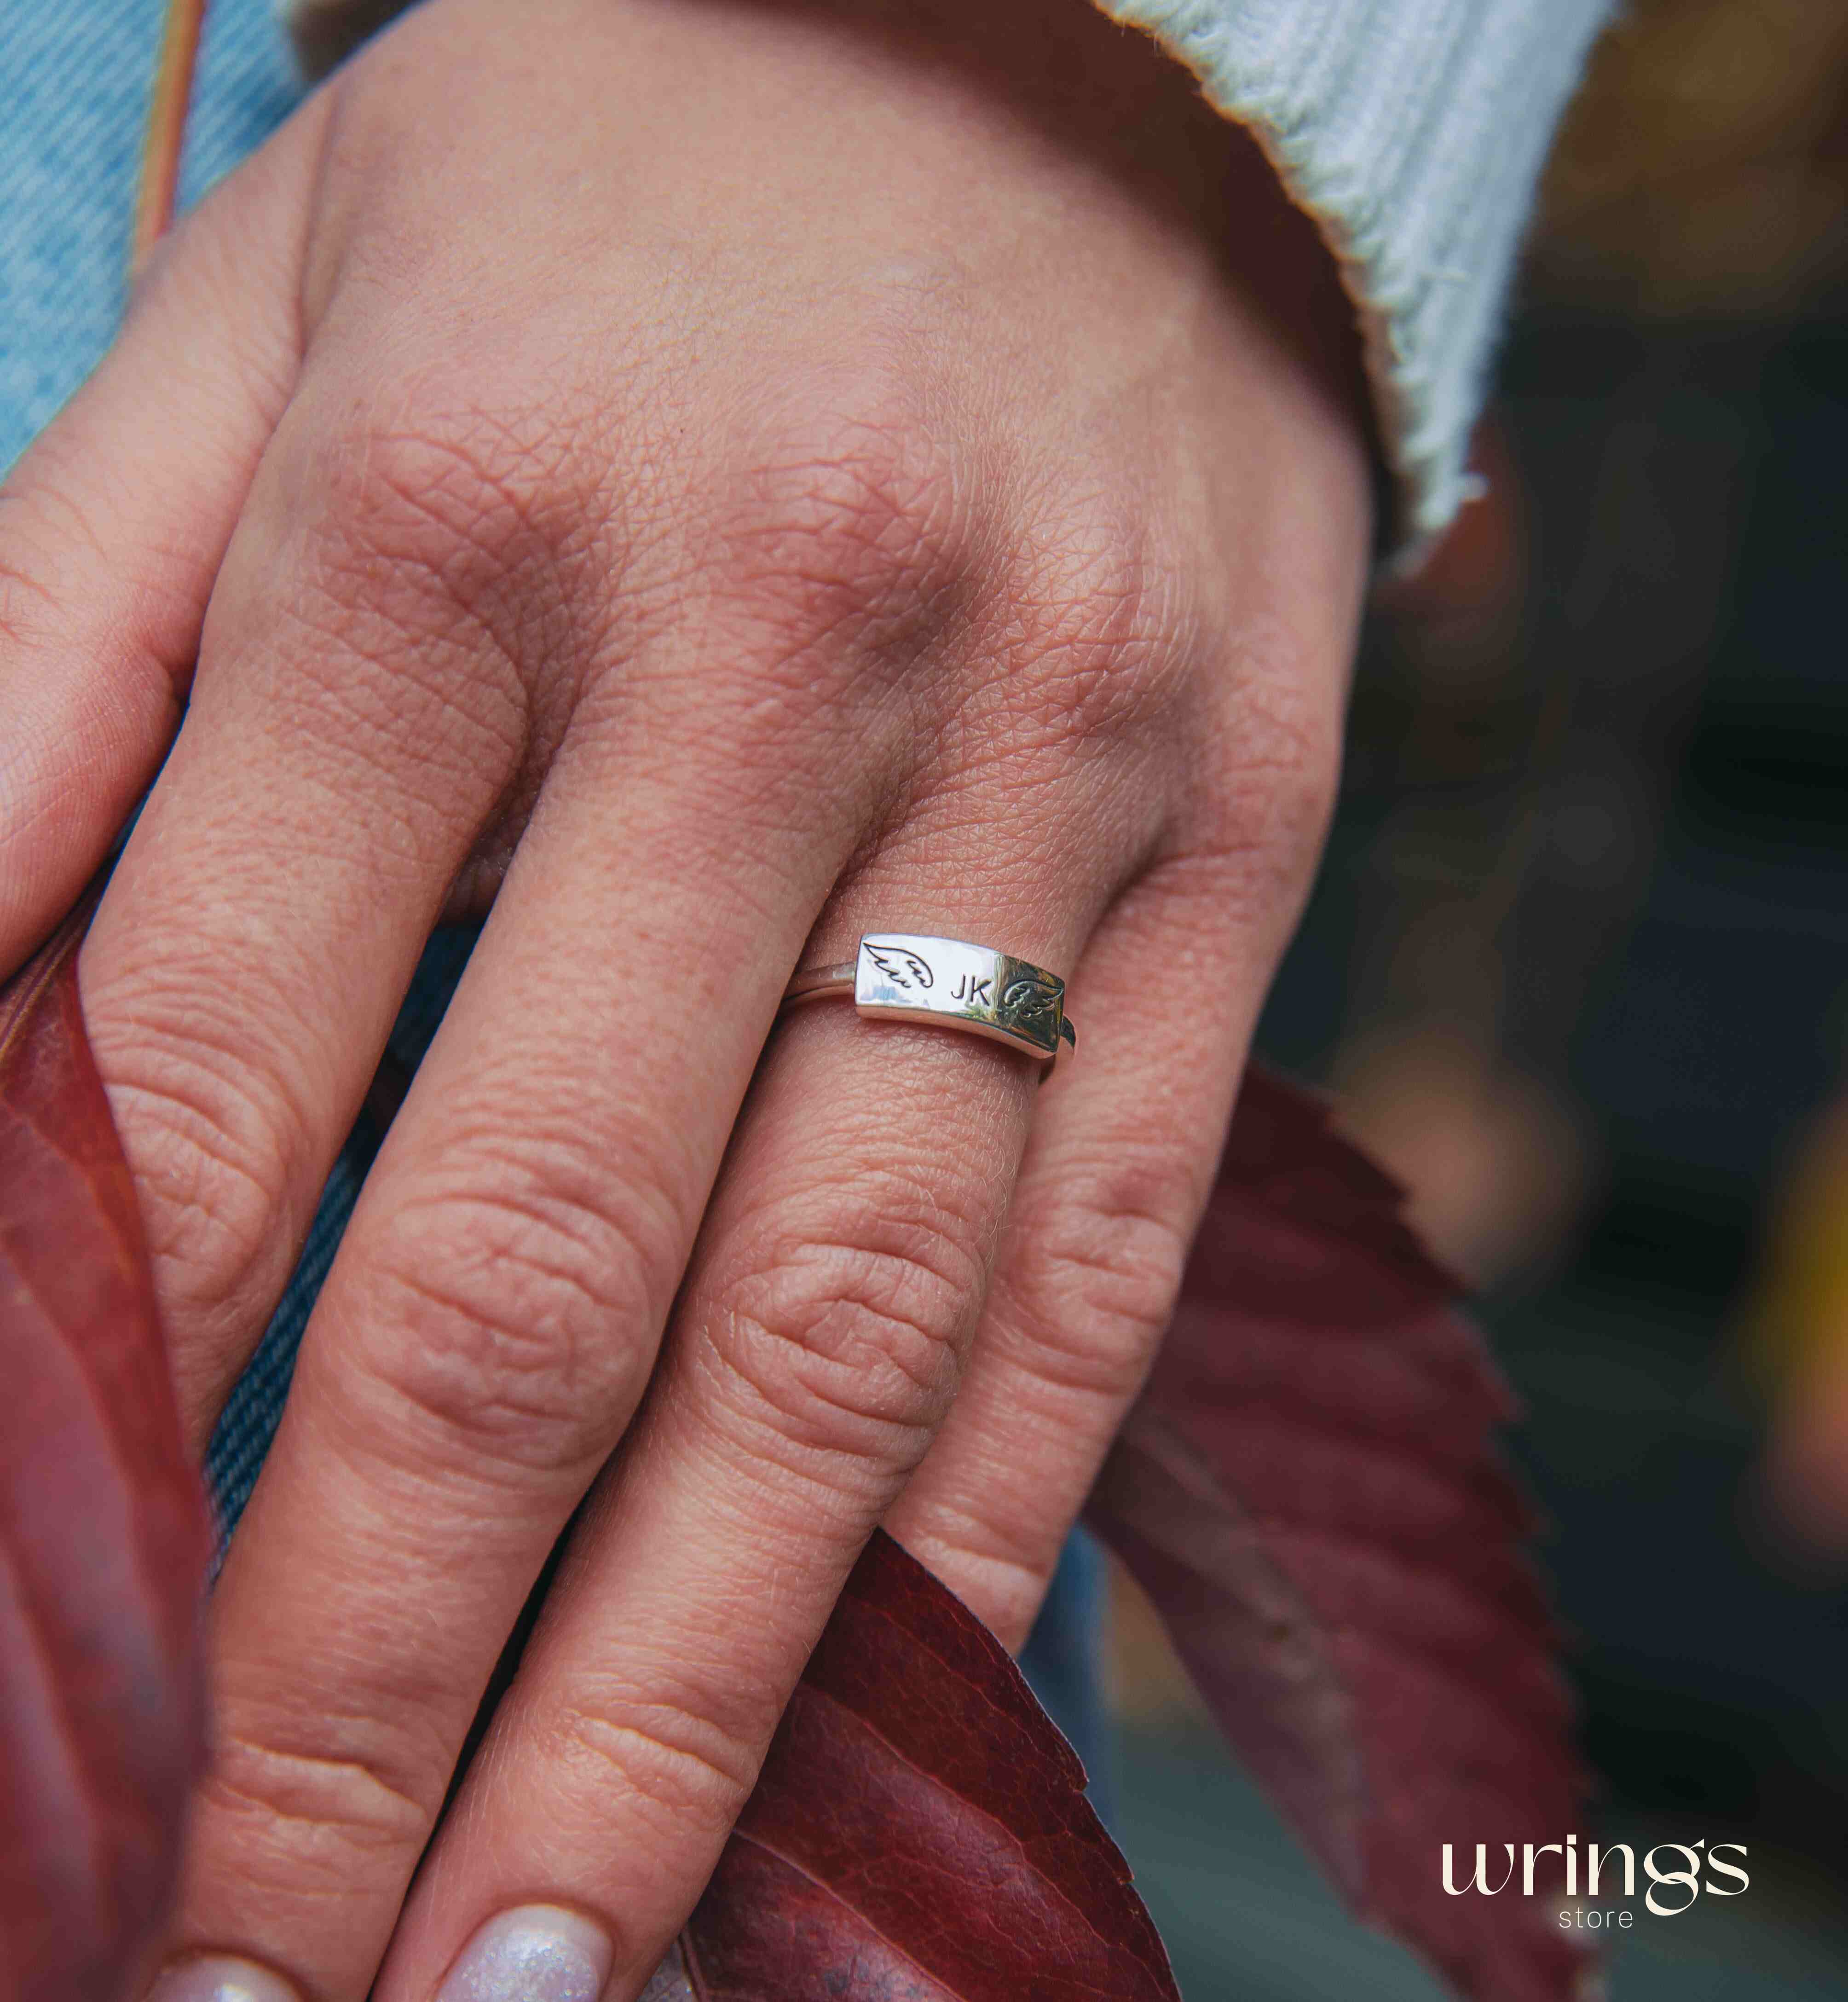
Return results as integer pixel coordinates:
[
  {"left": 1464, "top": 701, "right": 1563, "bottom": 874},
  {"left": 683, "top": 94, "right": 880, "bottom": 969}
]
[{"left": 781, "top": 932, "right": 1075, "bottom": 1064}]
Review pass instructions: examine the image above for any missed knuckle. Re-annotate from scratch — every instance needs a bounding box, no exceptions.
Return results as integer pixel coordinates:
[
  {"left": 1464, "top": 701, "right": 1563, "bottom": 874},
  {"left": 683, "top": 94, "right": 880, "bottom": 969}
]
[
  {"left": 347, "top": 1142, "right": 676, "bottom": 1478},
  {"left": 272, "top": 382, "right": 615, "bottom": 730},
  {"left": 989, "top": 488, "right": 1195, "bottom": 752},
  {"left": 1188, "top": 632, "right": 1344, "bottom": 903},
  {"left": 705, "top": 1174, "right": 989, "bottom": 1468},
  {"left": 193, "top": 1714, "right": 432, "bottom": 1880},
  {"left": 926, "top": 479, "right": 1197, "bottom": 803},
  {"left": 310, "top": 387, "right": 599, "bottom": 615},
  {"left": 91, "top": 994, "right": 309, "bottom": 1343},
  {"left": 543, "top": 1696, "right": 759, "bottom": 1842},
  {"left": 705, "top": 366, "right": 974, "bottom": 687},
  {"left": 206, "top": 396, "right": 604, "bottom": 832},
  {"left": 999, "top": 1157, "right": 1198, "bottom": 1401}
]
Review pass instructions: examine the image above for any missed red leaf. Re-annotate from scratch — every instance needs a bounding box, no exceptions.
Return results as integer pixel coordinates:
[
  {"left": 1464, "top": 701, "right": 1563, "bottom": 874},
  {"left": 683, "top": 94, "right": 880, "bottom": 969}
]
[
  {"left": 0, "top": 901, "right": 209, "bottom": 2002},
  {"left": 1086, "top": 1068, "right": 1594, "bottom": 2002},
  {"left": 659, "top": 1531, "right": 1178, "bottom": 2002}
]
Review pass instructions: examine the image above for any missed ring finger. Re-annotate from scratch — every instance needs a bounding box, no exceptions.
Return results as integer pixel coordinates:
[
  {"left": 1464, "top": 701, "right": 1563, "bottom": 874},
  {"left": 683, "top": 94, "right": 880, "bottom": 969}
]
[{"left": 886, "top": 851, "right": 1283, "bottom": 1649}]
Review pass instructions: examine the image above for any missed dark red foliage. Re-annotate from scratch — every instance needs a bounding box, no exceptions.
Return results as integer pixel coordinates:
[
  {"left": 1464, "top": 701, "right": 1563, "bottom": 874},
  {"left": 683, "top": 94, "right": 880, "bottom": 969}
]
[
  {"left": 651, "top": 1531, "right": 1180, "bottom": 2002},
  {"left": 1087, "top": 1068, "right": 1595, "bottom": 2002},
  {"left": 0, "top": 902, "right": 210, "bottom": 2002}
]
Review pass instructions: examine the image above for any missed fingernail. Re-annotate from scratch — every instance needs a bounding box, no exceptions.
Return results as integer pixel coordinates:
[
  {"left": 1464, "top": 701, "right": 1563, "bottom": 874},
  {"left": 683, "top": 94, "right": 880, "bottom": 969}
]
[
  {"left": 146, "top": 1958, "right": 300, "bottom": 2002},
  {"left": 436, "top": 1905, "right": 614, "bottom": 2002}
]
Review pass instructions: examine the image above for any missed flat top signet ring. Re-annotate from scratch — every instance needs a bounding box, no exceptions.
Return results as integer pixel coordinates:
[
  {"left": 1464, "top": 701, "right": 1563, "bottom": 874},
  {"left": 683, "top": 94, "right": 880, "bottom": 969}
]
[{"left": 780, "top": 933, "right": 1075, "bottom": 1066}]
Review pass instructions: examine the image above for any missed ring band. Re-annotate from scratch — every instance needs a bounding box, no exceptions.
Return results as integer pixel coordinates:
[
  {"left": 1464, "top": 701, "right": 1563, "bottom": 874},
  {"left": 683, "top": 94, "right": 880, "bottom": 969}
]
[{"left": 780, "top": 933, "right": 1076, "bottom": 1065}]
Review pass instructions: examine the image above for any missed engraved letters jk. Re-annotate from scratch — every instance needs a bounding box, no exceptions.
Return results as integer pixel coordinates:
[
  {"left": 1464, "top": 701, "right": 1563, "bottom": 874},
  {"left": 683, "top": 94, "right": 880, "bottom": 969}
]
[{"left": 852, "top": 934, "right": 1069, "bottom": 1063}]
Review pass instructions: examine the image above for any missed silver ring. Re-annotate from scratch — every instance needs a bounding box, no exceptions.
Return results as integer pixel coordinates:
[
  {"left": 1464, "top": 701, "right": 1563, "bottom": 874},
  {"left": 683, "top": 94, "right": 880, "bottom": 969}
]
[{"left": 780, "top": 933, "right": 1076, "bottom": 1065}]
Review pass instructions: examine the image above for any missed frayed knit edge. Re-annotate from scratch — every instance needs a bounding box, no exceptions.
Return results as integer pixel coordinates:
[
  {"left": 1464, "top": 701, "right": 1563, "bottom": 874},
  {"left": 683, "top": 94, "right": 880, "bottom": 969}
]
[
  {"left": 1098, "top": 0, "right": 1612, "bottom": 564},
  {"left": 1098, "top": 0, "right": 1437, "bottom": 562}
]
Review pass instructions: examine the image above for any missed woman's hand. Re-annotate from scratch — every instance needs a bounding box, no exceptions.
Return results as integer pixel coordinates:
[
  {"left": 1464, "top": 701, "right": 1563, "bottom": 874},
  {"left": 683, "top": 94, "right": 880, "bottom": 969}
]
[{"left": 0, "top": 0, "right": 1368, "bottom": 1994}]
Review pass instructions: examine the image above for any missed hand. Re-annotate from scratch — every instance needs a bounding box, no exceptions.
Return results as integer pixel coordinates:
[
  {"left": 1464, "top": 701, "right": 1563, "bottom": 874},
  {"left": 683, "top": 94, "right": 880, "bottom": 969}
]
[{"left": 0, "top": 0, "right": 1369, "bottom": 1994}]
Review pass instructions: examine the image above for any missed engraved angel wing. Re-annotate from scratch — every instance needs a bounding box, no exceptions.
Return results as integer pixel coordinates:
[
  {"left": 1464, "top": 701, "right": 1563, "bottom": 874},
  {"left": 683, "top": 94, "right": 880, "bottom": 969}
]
[
  {"left": 865, "top": 944, "right": 934, "bottom": 992},
  {"left": 999, "top": 974, "right": 1062, "bottom": 1040}
]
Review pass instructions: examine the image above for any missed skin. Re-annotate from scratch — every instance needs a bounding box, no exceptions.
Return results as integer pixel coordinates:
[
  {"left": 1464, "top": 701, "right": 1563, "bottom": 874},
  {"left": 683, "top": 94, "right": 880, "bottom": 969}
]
[{"left": 0, "top": 0, "right": 1371, "bottom": 1995}]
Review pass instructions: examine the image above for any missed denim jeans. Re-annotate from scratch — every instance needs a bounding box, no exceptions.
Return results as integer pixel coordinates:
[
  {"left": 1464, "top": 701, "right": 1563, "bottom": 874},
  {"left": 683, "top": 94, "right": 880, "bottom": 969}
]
[{"left": 2, "top": 0, "right": 1109, "bottom": 1790}]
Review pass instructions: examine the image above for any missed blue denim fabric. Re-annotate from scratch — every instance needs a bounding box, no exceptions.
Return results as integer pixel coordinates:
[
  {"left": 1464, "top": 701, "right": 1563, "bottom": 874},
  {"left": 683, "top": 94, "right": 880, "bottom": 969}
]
[
  {"left": 2, "top": 0, "right": 1109, "bottom": 1785},
  {"left": 0, "top": 0, "right": 300, "bottom": 476}
]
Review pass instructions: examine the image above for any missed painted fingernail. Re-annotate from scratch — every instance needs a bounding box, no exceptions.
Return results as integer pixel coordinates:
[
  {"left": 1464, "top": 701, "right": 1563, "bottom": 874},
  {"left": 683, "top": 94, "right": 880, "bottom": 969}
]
[
  {"left": 146, "top": 1957, "right": 300, "bottom": 2002},
  {"left": 435, "top": 1905, "right": 614, "bottom": 2002}
]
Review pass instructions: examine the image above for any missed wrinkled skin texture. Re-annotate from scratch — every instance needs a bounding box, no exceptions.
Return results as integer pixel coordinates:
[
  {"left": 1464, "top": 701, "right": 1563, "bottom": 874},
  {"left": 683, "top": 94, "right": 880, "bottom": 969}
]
[{"left": 0, "top": 0, "right": 1369, "bottom": 1995}]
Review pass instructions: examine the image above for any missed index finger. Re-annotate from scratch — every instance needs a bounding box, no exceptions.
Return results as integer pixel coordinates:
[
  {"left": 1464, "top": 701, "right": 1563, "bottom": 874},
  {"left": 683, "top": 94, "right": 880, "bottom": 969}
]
[{"left": 0, "top": 105, "right": 318, "bottom": 968}]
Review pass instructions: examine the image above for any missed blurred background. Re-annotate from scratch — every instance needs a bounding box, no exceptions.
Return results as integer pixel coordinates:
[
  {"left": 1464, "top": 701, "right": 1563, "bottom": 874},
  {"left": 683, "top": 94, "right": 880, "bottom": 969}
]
[
  {"left": 1104, "top": 2, "right": 1848, "bottom": 1994},
  {"left": 8, "top": 0, "right": 1844, "bottom": 1994}
]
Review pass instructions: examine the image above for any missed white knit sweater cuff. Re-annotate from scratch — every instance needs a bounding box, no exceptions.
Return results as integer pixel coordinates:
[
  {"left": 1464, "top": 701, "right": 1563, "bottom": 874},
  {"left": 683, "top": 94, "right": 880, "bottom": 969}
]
[{"left": 1100, "top": 0, "right": 1610, "bottom": 555}]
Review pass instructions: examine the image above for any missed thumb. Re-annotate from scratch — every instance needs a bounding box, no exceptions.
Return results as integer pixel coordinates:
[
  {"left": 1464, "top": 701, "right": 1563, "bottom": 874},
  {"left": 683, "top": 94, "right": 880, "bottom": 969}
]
[{"left": 0, "top": 95, "right": 325, "bottom": 973}]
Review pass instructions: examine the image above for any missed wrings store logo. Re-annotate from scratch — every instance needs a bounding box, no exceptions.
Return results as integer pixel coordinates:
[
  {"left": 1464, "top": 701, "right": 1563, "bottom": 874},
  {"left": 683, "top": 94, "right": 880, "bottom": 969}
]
[{"left": 1442, "top": 1836, "right": 1750, "bottom": 1924}]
